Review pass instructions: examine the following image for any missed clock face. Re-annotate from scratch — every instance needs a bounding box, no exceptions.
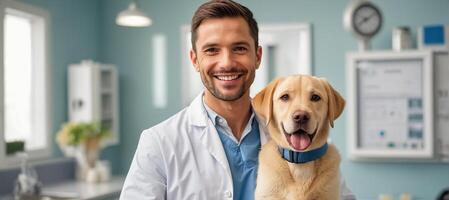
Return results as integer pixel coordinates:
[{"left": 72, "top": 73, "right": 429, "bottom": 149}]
[{"left": 352, "top": 3, "right": 382, "bottom": 37}]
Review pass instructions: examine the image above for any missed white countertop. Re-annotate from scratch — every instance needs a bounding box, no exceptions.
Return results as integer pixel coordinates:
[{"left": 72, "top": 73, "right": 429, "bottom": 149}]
[
  {"left": 1, "top": 176, "right": 125, "bottom": 200},
  {"left": 42, "top": 176, "right": 125, "bottom": 200}
]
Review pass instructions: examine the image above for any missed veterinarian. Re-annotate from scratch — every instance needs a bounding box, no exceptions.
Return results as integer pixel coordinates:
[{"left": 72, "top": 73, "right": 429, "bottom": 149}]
[{"left": 120, "top": 0, "right": 355, "bottom": 199}]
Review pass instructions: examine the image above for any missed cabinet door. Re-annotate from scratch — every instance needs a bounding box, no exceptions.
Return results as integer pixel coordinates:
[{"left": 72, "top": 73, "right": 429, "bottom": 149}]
[{"left": 68, "top": 64, "right": 99, "bottom": 122}]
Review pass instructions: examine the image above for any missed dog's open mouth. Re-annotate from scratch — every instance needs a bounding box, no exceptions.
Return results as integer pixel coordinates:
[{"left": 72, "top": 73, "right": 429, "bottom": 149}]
[{"left": 282, "top": 123, "right": 316, "bottom": 151}]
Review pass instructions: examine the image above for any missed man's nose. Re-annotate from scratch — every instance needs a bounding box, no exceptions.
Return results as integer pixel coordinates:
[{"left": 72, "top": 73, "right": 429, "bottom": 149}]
[{"left": 218, "top": 49, "right": 234, "bottom": 67}]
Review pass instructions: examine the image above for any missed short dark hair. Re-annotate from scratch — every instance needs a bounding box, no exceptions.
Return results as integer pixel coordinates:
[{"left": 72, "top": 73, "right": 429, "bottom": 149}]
[{"left": 191, "top": 0, "right": 259, "bottom": 52}]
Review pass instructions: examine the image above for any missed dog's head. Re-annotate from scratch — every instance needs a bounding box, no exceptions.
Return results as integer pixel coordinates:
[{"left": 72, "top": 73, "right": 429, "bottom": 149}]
[{"left": 253, "top": 75, "right": 345, "bottom": 151}]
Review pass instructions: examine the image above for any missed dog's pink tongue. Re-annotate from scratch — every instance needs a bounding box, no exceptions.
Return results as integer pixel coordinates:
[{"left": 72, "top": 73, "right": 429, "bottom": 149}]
[{"left": 290, "top": 133, "right": 311, "bottom": 151}]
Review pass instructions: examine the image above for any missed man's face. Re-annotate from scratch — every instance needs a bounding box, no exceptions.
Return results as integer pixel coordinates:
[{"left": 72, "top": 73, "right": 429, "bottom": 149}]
[{"left": 190, "top": 17, "right": 262, "bottom": 101}]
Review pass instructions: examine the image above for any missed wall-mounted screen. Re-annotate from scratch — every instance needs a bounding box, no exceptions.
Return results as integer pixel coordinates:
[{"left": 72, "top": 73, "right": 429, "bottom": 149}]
[{"left": 347, "top": 51, "right": 434, "bottom": 160}]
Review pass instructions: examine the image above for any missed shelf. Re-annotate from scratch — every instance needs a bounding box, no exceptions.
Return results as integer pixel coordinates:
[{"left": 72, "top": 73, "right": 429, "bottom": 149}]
[{"left": 69, "top": 62, "right": 119, "bottom": 146}]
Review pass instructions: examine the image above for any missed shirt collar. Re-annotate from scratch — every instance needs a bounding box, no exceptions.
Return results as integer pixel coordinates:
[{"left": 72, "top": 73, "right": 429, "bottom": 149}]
[
  {"left": 202, "top": 95, "right": 256, "bottom": 142},
  {"left": 202, "top": 98, "right": 220, "bottom": 126},
  {"left": 202, "top": 96, "right": 255, "bottom": 125}
]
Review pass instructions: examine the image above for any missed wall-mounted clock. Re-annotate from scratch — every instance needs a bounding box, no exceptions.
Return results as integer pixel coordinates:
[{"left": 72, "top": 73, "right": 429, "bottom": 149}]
[{"left": 344, "top": 0, "right": 383, "bottom": 51}]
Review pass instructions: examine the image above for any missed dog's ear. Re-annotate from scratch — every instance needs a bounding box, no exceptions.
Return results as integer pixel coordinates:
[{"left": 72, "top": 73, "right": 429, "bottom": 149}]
[
  {"left": 320, "top": 78, "right": 345, "bottom": 128},
  {"left": 252, "top": 78, "right": 283, "bottom": 126}
]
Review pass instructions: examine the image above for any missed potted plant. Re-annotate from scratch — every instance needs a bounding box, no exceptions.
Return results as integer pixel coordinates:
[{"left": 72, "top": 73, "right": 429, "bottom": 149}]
[{"left": 56, "top": 122, "right": 111, "bottom": 182}]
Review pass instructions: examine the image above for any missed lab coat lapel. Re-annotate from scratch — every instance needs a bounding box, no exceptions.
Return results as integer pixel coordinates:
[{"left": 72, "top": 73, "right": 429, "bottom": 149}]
[
  {"left": 200, "top": 122, "right": 232, "bottom": 179},
  {"left": 188, "top": 92, "right": 233, "bottom": 179}
]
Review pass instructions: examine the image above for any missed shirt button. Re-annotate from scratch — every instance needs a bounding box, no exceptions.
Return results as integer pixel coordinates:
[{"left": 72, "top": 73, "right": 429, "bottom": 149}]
[{"left": 224, "top": 190, "right": 232, "bottom": 198}]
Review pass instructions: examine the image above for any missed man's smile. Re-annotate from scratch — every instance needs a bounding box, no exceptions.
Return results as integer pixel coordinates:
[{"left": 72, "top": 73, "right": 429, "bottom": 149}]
[{"left": 214, "top": 74, "right": 243, "bottom": 81}]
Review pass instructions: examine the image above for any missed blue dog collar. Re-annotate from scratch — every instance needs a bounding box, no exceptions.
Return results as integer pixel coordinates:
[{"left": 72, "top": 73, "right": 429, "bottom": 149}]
[{"left": 278, "top": 143, "right": 328, "bottom": 164}]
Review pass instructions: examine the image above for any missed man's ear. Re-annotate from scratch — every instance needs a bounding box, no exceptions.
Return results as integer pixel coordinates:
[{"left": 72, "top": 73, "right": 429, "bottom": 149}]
[
  {"left": 190, "top": 49, "right": 199, "bottom": 71},
  {"left": 255, "top": 46, "right": 262, "bottom": 70},
  {"left": 252, "top": 77, "right": 283, "bottom": 126},
  {"left": 320, "top": 78, "right": 345, "bottom": 128}
]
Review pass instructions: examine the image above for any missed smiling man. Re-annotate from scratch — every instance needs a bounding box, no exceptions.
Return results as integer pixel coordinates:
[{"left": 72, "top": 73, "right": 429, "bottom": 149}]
[
  {"left": 191, "top": 15, "right": 261, "bottom": 142},
  {"left": 120, "top": 1, "right": 355, "bottom": 200}
]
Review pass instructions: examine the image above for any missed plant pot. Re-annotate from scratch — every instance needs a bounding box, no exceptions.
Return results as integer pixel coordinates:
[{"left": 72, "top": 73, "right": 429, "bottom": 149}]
[{"left": 84, "top": 137, "right": 101, "bottom": 168}]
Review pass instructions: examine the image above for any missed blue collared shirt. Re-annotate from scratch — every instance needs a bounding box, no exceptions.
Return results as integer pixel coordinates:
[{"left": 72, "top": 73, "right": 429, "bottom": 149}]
[{"left": 203, "top": 100, "right": 261, "bottom": 200}]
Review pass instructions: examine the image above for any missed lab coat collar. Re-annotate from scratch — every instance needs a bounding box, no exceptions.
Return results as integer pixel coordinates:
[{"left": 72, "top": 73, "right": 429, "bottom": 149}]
[
  {"left": 187, "top": 92, "right": 233, "bottom": 183},
  {"left": 186, "top": 91, "right": 270, "bottom": 186},
  {"left": 187, "top": 91, "right": 270, "bottom": 144},
  {"left": 187, "top": 92, "right": 209, "bottom": 127}
]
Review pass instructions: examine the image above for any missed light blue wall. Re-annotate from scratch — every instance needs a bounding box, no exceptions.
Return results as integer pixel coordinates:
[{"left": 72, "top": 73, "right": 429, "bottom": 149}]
[
  {"left": 99, "top": 0, "right": 449, "bottom": 199},
  {"left": 15, "top": 0, "right": 449, "bottom": 199}
]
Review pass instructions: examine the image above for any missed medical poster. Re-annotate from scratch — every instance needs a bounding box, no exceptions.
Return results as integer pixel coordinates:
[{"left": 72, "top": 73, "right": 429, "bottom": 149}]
[{"left": 357, "top": 59, "right": 425, "bottom": 150}]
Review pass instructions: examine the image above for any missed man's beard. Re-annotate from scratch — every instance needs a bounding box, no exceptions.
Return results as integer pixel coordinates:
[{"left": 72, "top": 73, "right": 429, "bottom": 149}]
[
  {"left": 200, "top": 68, "right": 255, "bottom": 101},
  {"left": 206, "top": 81, "right": 246, "bottom": 101}
]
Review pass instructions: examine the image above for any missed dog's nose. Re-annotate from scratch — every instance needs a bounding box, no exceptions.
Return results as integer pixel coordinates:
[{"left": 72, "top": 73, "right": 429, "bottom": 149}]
[{"left": 292, "top": 111, "right": 310, "bottom": 124}]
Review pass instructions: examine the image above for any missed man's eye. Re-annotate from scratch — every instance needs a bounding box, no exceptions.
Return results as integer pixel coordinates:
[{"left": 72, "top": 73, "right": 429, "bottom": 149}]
[
  {"left": 280, "top": 94, "right": 289, "bottom": 101},
  {"left": 234, "top": 46, "right": 247, "bottom": 53},
  {"left": 204, "top": 48, "right": 219, "bottom": 55},
  {"left": 311, "top": 94, "right": 321, "bottom": 102}
]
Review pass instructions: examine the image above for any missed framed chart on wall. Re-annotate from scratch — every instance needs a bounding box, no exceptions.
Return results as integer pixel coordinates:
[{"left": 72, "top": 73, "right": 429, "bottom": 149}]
[{"left": 347, "top": 50, "right": 434, "bottom": 160}]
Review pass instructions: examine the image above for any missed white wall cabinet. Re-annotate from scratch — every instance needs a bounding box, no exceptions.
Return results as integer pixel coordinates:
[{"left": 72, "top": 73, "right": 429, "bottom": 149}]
[{"left": 68, "top": 60, "right": 119, "bottom": 145}]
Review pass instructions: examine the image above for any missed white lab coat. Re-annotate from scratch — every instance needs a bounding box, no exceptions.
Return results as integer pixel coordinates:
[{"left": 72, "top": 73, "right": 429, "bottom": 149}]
[{"left": 120, "top": 93, "right": 356, "bottom": 200}]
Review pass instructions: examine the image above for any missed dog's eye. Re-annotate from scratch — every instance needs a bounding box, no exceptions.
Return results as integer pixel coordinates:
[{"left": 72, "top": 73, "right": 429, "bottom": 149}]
[
  {"left": 280, "top": 94, "right": 289, "bottom": 101},
  {"left": 311, "top": 94, "right": 321, "bottom": 102}
]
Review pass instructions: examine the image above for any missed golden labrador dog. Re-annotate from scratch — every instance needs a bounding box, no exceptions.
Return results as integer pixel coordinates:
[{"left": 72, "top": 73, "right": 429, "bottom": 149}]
[{"left": 253, "top": 75, "right": 345, "bottom": 200}]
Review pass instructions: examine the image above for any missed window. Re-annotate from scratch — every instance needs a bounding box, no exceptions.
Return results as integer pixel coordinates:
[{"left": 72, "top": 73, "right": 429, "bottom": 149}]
[{"left": 0, "top": 0, "right": 51, "bottom": 166}]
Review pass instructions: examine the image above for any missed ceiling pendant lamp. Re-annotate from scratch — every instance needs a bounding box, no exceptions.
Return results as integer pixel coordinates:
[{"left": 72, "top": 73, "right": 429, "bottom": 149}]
[{"left": 116, "top": 0, "right": 152, "bottom": 27}]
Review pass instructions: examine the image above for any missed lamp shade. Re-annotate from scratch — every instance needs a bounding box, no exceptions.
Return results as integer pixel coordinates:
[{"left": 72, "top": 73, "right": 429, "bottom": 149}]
[{"left": 116, "top": 1, "right": 152, "bottom": 27}]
